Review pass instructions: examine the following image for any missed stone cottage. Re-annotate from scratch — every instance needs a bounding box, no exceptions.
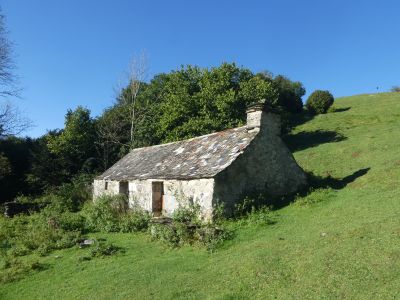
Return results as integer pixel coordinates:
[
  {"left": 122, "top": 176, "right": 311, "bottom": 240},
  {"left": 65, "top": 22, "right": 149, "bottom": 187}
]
[{"left": 93, "top": 104, "right": 307, "bottom": 218}]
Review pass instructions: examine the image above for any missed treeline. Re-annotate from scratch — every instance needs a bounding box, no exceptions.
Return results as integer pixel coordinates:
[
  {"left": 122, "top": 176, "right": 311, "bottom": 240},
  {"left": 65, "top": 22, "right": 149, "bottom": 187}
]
[{"left": 0, "top": 63, "right": 306, "bottom": 203}]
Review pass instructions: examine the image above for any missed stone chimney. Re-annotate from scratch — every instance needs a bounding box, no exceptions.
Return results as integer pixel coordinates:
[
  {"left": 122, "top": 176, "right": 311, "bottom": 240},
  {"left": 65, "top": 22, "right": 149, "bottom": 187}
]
[
  {"left": 246, "top": 102, "right": 281, "bottom": 135},
  {"left": 246, "top": 103, "right": 264, "bottom": 129}
]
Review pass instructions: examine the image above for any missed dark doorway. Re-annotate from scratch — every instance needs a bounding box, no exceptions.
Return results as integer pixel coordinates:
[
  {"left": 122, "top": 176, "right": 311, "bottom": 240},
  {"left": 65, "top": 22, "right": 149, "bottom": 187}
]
[
  {"left": 152, "top": 182, "right": 164, "bottom": 216},
  {"left": 119, "top": 181, "right": 129, "bottom": 196}
]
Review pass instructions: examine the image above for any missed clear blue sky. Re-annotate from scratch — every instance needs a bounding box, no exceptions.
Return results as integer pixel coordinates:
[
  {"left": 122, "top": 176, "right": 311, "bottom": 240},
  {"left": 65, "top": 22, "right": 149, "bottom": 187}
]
[{"left": 3, "top": 0, "right": 400, "bottom": 137}]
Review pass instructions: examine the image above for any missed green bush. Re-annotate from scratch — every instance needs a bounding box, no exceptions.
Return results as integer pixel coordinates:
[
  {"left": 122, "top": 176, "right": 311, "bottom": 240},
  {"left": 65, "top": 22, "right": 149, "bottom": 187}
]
[
  {"left": 172, "top": 202, "right": 201, "bottom": 224},
  {"left": 151, "top": 224, "right": 182, "bottom": 247},
  {"left": 82, "top": 195, "right": 124, "bottom": 232},
  {"left": 82, "top": 194, "right": 150, "bottom": 233},
  {"left": 56, "top": 212, "right": 86, "bottom": 232},
  {"left": 151, "top": 204, "right": 232, "bottom": 251},
  {"left": 0, "top": 213, "right": 82, "bottom": 258},
  {"left": 119, "top": 210, "right": 151, "bottom": 233},
  {"left": 195, "top": 224, "right": 233, "bottom": 252},
  {"left": 306, "top": 90, "right": 334, "bottom": 114}
]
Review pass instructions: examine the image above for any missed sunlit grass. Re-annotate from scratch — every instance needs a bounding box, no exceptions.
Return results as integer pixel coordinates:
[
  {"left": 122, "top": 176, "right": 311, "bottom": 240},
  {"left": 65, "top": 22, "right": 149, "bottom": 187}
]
[{"left": 2, "top": 92, "right": 400, "bottom": 299}]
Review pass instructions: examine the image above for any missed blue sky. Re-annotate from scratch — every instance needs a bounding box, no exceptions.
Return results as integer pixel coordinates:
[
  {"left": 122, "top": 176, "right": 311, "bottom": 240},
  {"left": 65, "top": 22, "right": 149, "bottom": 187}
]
[{"left": 2, "top": 0, "right": 400, "bottom": 137}]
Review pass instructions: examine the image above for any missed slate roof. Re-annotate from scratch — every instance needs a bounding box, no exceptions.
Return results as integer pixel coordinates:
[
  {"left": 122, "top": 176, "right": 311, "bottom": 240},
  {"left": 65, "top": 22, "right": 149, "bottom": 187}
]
[{"left": 97, "top": 126, "right": 259, "bottom": 180}]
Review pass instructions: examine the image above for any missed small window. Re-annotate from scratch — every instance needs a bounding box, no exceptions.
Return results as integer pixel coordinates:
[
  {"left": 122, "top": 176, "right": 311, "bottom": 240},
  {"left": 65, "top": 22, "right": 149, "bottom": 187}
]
[{"left": 105, "top": 181, "right": 108, "bottom": 190}]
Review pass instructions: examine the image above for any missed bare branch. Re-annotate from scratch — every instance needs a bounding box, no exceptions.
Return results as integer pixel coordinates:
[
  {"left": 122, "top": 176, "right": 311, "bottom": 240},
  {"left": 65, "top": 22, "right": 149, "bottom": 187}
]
[
  {"left": 0, "top": 11, "right": 19, "bottom": 98},
  {"left": 0, "top": 101, "right": 31, "bottom": 137},
  {"left": 123, "top": 51, "right": 148, "bottom": 146}
]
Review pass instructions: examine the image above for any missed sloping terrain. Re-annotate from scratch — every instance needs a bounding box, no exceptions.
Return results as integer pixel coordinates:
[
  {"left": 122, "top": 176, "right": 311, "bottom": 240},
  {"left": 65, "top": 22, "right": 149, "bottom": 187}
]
[{"left": 1, "top": 92, "right": 400, "bottom": 299}]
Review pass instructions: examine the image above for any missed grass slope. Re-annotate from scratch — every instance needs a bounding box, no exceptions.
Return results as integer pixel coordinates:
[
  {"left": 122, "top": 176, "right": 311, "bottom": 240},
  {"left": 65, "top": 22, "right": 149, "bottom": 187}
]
[{"left": 2, "top": 92, "right": 400, "bottom": 299}]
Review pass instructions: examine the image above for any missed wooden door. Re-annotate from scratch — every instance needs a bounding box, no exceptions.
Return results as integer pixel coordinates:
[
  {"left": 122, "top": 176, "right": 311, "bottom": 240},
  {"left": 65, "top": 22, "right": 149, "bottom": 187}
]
[
  {"left": 119, "top": 181, "right": 129, "bottom": 196},
  {"left": 152, "top": 182, "right": 164, "bottom": 216}
]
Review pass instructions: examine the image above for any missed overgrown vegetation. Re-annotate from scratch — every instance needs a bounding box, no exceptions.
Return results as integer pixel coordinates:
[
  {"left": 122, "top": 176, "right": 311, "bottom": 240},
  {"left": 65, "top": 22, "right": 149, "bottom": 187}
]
[{"left": 150, "top": 203, "right": 233, "bottom": 251}]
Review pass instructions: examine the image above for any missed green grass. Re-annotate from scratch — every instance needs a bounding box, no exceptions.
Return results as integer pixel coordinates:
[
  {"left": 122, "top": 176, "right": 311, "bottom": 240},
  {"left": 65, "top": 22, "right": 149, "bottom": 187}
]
[{"left": 2, "top": 92, "right": 400, "bottom": 299}]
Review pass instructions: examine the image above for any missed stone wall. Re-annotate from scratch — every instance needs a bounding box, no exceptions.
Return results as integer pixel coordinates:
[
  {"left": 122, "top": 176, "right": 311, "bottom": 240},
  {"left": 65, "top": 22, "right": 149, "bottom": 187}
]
[
  {"left": 93, "top": 179, "right": 120, "bottom": 199},
  {"left": 93, "top": 178, "right": 215, "bottom": 219},
  {"left": 213, "top": 111, "right": 307, "bottom": 213}
]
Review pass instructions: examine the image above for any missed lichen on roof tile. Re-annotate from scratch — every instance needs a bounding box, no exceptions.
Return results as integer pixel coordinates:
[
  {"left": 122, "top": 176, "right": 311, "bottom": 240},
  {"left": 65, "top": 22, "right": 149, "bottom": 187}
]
[{"left": 97, "top": 125, "right": 258, "bottom": 180}]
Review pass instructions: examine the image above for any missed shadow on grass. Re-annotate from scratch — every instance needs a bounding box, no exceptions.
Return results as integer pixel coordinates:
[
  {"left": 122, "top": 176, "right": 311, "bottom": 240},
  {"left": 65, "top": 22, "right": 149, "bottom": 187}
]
[
  {"left": 330, "top": 107, "right": 351, "bottom": 113},
  {"left": 284, "top": 130, "right": 347, "bottom": 152},
  {"left": 283, "top": 112, "right": 315, "bottom": 132},
  {"left": 271, "top": 168, "right": 371, "bottom": 209}
]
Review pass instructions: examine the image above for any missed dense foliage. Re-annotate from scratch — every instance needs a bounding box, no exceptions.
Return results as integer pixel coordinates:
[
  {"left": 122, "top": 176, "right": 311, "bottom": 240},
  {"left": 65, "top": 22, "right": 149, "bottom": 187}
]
[{"left": 306, "top": 90, "right": 334, "bottom": 114}]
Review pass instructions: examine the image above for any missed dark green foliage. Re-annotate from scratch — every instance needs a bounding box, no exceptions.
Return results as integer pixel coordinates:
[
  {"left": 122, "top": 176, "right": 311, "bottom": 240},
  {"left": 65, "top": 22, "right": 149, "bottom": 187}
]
[
  {"left": 272, "top": 75, "right": 305, "bottom": 113},
  {"left": 306, "top": 90, "right": 334, "bottom": 114},
  {"left": 47, "top": 106, "right": 98, "bottom": 176},
  {"left": 0, "top": 137, "right": 35, "bottom": 203},
  {"left": 53, "top": 173, "right": 94, "bottom": 212},
  {"left": 26, "top": 130, "right": 67, "bottom": 192},
  {"left": 0, "top": 152, "right": 11, "bottom": 179}
]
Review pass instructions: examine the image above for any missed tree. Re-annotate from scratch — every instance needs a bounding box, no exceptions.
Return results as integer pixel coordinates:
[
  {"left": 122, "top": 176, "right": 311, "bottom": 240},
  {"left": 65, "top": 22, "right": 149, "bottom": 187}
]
[
  {"left": 26, "top": 130, "right": 66, "bottom": 193},
  {"left": 272, "top": 75, "right": 305, "bottom": 113},
  {"left": 0, "top": 8, "right": 29, "bottom": 137},
  {"left": 95, "top": 105, "right": 131, "bottom": 170},
  {"left": 47, "top": 106, "right": 97, "bottom": 177},
  {"left": 0, "top": 136, "right": 35, "bottom": 203},
  {"left": 97, "top": 62, "right": 305, "bottom": 169},
  {"left": 118, "top": 52, "right": 148, "bottom": 148},
  {"left": 158, "top": 63, "right": 276, "bottom": 142}
]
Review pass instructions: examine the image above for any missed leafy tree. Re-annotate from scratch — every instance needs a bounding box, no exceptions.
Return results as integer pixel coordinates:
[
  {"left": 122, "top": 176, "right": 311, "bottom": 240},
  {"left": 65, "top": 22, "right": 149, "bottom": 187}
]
[
  {"left": 273, "top": 75, "right": 305, "bottom": 113},
  {"left": 157, "top": 63, "right": 273, "bottom": 142},
  {"left": 96, "top": 63, "right": 305, "bottom": 171},
  {"left": 47, "top": 106, "right": 97, "bottom": 177},
  {"left": 26, "top": 130, "right": 66, "bottom": 193}
]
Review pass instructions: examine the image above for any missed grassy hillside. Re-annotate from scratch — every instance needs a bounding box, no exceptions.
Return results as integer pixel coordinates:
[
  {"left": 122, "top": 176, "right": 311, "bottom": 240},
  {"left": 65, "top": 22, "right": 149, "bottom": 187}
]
[{"left": 2, "top": 92, "right": 400, "bottom": 299}]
